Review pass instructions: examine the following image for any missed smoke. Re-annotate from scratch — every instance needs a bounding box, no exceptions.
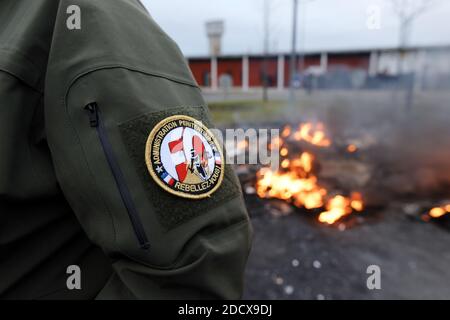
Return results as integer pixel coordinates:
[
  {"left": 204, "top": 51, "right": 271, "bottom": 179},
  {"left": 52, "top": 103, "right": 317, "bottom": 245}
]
[{"left": 287, "top": 89, "right": 450, "bottom": 201}]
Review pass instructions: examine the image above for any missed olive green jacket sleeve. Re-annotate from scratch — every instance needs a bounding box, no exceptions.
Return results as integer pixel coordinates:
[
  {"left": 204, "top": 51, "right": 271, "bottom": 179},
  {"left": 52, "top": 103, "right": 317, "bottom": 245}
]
[{"left": 44, "top": 0, "right": 252, "bottom": 299}]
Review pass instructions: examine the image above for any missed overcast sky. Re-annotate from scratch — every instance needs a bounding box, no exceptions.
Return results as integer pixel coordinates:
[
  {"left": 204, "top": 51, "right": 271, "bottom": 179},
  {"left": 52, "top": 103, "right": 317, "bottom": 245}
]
[{"left": 142, "top": 0, "right": 450, "bottom": 56}]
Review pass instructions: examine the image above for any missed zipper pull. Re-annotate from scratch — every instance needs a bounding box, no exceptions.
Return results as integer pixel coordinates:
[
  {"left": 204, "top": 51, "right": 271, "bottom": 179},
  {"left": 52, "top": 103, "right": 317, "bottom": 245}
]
[{"left": 85, "top": 103, "right": 99, "bottom": 127}]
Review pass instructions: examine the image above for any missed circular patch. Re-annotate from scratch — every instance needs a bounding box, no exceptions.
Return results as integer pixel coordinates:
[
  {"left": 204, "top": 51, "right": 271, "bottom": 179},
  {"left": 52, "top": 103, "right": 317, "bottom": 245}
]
[{"left": 145, "top": 115, "right": 224, "bottom": 199}]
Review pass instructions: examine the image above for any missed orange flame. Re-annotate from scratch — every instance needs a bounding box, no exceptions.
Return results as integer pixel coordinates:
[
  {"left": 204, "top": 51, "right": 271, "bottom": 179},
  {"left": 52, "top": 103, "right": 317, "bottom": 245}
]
[
  {"left": 318, "top": 192, "right": 364, "bottom": 225},
  {"left": 256, "top": 122, "right": 364, "bottom": 225},
  {"left": 281, "top": 125, "right": 291, "bottom": 138},
  {"left": 257, "top": 152, "right": 326, "bottom": 209},
  {"left": 292, "top": 123, "right": 331, "bottom": 147},
  {"left": 318, "top": 195, "right": 352, "bottom": 224},
  {"left": 350, "top": 192, "right": 364, "bottom": 212},
  {"left": 347, "top": 144, "right": 357, "bottom": 153},
  {"left": 429, "top": 204, "right": 450, "bottom": 218},
  {"left": 298, "top": 152, "right": 313, "bottom": 173}
]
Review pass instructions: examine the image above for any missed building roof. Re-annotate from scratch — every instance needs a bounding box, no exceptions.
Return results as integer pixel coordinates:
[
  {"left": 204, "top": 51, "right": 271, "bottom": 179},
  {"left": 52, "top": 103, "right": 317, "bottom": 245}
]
[{"left": 186, "top": 44, "right": 450, "bottom": 60}]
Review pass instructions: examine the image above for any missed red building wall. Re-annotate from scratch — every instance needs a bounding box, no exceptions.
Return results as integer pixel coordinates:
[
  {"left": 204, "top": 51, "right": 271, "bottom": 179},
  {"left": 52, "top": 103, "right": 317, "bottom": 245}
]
[
  {"left": 189, "top": 59, "right": 210, "bottom": 86},
  {"left": 217, "top": 58, "right": 242, "bottom": 87},
  {"left": 249, "top": 57, "right": 278, "bottom": 87},
  {"left": 284, "top": 55, "right": 321, "bottom": 86},
  {"left": 302, "top": 55, "right": 321, "bottom": 70},
  {"left": 188, "top": 52, "right": 371, "bottom": 88},
  {"left": 327, "top": 53, "right": 369, "bottom": 70}
]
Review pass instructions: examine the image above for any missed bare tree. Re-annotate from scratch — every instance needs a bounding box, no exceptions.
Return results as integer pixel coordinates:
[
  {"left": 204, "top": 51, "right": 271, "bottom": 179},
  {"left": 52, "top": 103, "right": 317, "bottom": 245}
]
[
  {"left": 389, "top": 0, "right": 435, "bottom": 74},
  {"left": 389, "top": 0, "right": 437, "bottom": 110},
  {"left": 261, "top": 0, "right": 287, "bottom": 102}
]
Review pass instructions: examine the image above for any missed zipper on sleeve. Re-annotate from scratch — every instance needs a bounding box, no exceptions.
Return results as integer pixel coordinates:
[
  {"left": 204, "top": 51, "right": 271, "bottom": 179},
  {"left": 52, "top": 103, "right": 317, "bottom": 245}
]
[{"left": 85, "top": 102, "right": 150, "bottom": 250}]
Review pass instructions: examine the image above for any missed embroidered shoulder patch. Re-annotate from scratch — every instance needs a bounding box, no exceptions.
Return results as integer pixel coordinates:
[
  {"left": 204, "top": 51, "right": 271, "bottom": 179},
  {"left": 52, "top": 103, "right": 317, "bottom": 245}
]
[{"left": 145, "top": 115, "right": 224, "bottom": 199}]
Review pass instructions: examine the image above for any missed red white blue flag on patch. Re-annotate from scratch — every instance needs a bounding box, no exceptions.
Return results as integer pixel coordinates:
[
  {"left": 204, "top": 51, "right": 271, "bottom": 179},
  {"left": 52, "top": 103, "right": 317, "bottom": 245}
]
[
  {"left": 168, "top": 134, "right": 188, "bottom": 182},
  {"left": 160, "top": 169, "right": 175, "bottom": 186}
]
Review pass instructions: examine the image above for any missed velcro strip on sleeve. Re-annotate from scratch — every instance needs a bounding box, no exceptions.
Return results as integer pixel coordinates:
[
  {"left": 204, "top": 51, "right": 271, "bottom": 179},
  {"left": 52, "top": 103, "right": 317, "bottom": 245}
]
[{"left": 118, "top": 105, "right": 241, "bottom": 230}]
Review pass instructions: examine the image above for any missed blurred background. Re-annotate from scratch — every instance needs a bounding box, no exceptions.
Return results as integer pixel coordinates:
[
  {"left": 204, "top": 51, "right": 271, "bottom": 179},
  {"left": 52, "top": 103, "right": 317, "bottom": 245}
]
[{"left": 143, "top": 0, "right": 450, "bottom": 299}]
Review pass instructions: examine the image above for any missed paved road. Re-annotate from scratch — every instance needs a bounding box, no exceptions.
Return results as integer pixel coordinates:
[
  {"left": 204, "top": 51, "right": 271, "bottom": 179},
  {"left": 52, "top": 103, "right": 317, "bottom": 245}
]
[{"left": 243, "top": 197, "right": 450, "bottom": 300}]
